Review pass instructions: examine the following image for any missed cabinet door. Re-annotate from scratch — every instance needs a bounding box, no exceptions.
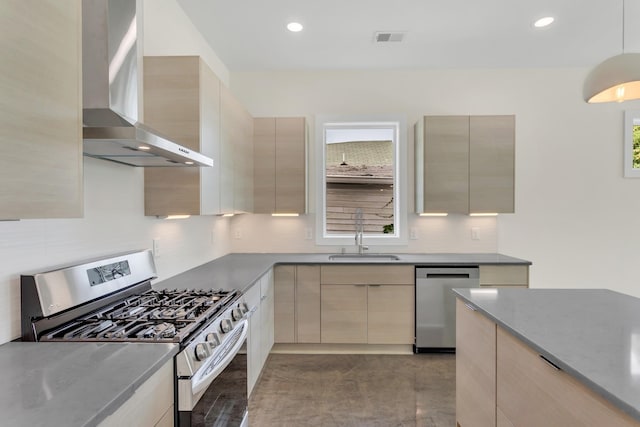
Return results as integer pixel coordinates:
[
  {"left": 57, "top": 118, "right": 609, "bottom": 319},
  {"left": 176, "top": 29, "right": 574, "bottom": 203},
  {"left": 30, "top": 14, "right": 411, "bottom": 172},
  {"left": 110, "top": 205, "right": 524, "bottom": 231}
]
[
  {"left": 423, "top": 116, "right": 469, "bottom": 214},
  {"left": 496, "top": 326, "right": 639, "bottom": 427},
  {"left": 274, "top": 265, "right": 296, "bottom": 343},
  {"left": 367, "top": 284, "right": 414, "bottom": 344},
  {"left": 144, "top": 56, "right": 202, "bottom": 216},
  {"left": 245, "top": 282, "right": 261, "bottom": 396},
  {"left": 199, "top": 60, "right": 222, "bottom": 215},
  {"left": 0, "top": 0, "right": 83, "bottom": 219},
  {"left": 456, "top": 298, "right": 496, "bottom": 427},
  {"left": 253, "top": 118, "right": 276, "bottom": 213},
  {"left": 97, "top": 360, "right": 174, "bottom": 427},
  {"left": 219, "top": 85, "right": 236, "bottom": 214},
  {"left": 275, "top": 118, "right": 306, "bottom": 213},
  {"left": 233, "top": 102, "right": 253, "bottom": 213},
  {"left": 296, "top": 265, "right": 321, "bottom": 343},
  {"left": 259, "top": 271, "right": 274, "bottom": 365},
  {"left": 469, "top": 116, "right": 515, "bottom": 214},
  {"left": 321, "top": 284, "right": 367, "bottom": 343}
]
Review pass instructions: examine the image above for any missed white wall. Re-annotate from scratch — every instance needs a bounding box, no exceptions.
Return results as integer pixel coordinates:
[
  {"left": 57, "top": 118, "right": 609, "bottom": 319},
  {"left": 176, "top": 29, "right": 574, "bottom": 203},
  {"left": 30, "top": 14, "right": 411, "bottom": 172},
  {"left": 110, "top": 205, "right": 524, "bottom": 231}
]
[
  {"left": 230, "top": 68, "right": 640, "bottom": 297},
  {"left": 142, "top": 0, "right": 230, "bottom": 85}
]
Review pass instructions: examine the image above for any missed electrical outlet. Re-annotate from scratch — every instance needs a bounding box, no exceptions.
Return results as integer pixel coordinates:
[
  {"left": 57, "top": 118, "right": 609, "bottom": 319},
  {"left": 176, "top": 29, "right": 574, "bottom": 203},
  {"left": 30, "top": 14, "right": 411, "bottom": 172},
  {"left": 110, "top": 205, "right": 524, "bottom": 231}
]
[
  {"left": 234, "top": 229, "right": 242, "bottom": 239},
  {"left": 152, "top": 238, "right": 160, "bottom": 257},
  {"left": 471, "top": 227, "right": 480, "bottom": 240},
  {"left": 410, "top": 228, "right": 418, "bottom": 240},
  {"left": 305, "top": 228, "right": 313, "bottom": 240}
]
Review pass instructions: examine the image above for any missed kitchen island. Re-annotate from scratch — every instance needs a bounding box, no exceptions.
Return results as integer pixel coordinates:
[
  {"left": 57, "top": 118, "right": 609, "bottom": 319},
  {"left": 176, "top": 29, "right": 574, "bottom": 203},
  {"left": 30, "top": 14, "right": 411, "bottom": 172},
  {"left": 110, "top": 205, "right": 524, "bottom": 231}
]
[
  {"left": 0, "top": 342, "right": 177, "bottom": 427},
  {"left": 454, "top": 288, "right": 640, "bottom": 426}
]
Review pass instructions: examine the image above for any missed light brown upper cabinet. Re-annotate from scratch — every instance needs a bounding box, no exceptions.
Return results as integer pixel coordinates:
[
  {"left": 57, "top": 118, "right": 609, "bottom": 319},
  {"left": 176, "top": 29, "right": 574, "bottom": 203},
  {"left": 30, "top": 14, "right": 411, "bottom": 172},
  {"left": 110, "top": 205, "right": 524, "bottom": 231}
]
[
  {"left": 143, "top": 56, "right": 221, "bottom": 216},
  {"left": 0, "top": 1, "right": 83, "bottom": 219},
  {"left": 253, "top": 118, "right": 307, "bottom": 214},
  {"left": 221, "top": 85, "right": 253, "bottom": 214},
  {"left": 415, "top": 115, "right": 515, "bottom": 214}
]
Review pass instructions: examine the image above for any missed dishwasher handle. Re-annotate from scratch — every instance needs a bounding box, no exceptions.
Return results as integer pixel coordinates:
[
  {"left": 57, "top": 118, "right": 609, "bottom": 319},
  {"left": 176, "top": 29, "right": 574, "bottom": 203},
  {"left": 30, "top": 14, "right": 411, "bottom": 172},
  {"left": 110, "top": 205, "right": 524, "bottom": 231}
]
[
  {"left": 426, "top": 273, "right": 471, "bottom": 279},
  {"left": 416, "top": 266, "right": 479, "bottom": 280}
]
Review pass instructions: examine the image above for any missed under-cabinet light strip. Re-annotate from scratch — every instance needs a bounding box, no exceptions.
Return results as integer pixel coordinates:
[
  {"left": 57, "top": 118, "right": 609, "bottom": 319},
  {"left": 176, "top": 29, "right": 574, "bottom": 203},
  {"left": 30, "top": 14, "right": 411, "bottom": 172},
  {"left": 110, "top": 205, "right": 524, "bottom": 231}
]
[{"left": 419, "top": 213, "right": 448, "bottom": 217}]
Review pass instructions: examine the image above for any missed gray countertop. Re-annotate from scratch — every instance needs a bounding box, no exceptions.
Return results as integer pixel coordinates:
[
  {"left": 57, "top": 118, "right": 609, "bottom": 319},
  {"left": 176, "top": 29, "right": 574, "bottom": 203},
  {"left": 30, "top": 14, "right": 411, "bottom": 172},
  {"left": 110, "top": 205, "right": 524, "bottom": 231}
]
[
  {"left": 0, "top": 342, "right": 178, "bottom": 427},
  {"left": 454, "top": 288, "right": 640, "bottom": 422},
  {"left": 153, "top": 252, "right": 530, "bottom": 293}
]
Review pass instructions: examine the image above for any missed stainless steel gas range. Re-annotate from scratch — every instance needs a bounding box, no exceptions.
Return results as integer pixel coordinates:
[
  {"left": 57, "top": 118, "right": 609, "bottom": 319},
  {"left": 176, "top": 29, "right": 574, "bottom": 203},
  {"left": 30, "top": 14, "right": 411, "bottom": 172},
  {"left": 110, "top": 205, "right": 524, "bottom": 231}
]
[{"left": 20, "top": 250, "right": 248, "bottom": 427}]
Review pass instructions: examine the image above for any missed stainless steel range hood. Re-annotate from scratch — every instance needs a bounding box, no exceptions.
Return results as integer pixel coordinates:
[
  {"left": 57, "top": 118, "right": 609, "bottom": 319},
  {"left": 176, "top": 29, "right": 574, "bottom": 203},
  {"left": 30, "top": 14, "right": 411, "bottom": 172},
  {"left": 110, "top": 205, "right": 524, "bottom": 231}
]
[{"left": 82, "top": 0, "right": 213, "bottom": 167}]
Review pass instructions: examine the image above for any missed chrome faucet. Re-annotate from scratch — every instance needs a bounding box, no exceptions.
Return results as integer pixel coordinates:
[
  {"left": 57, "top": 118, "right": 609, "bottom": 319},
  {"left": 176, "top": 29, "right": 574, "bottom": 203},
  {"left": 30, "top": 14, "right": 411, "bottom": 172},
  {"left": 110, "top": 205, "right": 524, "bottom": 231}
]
[{"left": 354, "top": 208, "right": 368, "bottom": 255}]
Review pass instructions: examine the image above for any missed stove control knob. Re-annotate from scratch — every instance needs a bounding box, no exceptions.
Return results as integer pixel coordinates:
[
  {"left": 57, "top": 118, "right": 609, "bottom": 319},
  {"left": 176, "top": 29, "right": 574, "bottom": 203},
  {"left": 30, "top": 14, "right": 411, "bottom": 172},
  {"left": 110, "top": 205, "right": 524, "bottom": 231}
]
[
  {"left": 232, "top": 307, "right": 244, "bottom": 321},
  {"left": 219, "top": 319, "right": 233, "bottom": 334},
  {"left": 239, "top": 302, "right": 249, "bottom": 314},
  {"left": 194, "top": 343, "right": 209, "bottom": 361},
  {"left": 205, "top": 332, "right": 220, "bottom": 346}
]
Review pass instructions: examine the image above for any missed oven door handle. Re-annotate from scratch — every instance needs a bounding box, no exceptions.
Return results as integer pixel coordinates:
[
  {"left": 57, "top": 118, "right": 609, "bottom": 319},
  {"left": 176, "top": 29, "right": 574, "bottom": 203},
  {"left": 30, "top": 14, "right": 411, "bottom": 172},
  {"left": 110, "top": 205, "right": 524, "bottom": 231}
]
[{"left": 191, "top": 319, "right": 248, "bottom": 395}]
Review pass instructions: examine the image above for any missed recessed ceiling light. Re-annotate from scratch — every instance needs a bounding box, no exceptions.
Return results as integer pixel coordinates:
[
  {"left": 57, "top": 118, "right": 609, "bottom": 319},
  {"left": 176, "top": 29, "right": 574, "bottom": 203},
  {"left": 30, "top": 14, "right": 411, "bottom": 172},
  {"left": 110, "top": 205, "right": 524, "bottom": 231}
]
[
  {"left": 533, "top": 16, "right": 554, "bottom": 28},
  {"left": 287, "top": 22, "right": 303, "bottom": 32}
]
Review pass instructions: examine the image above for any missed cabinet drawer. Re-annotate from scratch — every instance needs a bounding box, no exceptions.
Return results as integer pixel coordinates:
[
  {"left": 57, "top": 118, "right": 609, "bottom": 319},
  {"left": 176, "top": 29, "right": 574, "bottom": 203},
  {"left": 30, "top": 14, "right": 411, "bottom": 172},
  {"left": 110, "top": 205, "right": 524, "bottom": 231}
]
[
  {"left": 479, "top": 265, "right": 528, "bottom": 286},
  {"left": 497, "top": 326, "right": 639, "bottom": 427},
  {"left": 320, "top": 265, "right": 413, "bottom": 285}
]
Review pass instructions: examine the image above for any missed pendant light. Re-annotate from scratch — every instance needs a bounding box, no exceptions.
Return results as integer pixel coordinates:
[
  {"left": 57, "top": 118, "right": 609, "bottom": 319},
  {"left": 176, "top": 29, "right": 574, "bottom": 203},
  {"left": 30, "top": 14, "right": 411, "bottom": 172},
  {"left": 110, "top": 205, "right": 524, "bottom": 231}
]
[{"left": 583, "top": 0, "right": 640, "bottom": 103}]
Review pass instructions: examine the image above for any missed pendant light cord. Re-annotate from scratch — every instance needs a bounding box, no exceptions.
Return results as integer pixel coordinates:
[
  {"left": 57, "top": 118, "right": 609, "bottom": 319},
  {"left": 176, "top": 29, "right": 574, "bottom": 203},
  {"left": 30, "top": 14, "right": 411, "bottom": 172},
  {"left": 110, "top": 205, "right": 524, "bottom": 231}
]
[{"left": 622, "top": 0, "right": 625, "bottom": 53}]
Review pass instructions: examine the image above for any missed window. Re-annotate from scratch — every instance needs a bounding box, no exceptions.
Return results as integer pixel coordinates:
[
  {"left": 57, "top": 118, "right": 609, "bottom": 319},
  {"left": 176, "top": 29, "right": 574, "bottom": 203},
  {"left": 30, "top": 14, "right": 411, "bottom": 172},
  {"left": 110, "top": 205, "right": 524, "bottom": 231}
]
[
  {"left": 315, "top": 115, "right": 407, "bottom": 246},
  {"left": 624, "top": 110, "right": 640, "bottom": 178}
]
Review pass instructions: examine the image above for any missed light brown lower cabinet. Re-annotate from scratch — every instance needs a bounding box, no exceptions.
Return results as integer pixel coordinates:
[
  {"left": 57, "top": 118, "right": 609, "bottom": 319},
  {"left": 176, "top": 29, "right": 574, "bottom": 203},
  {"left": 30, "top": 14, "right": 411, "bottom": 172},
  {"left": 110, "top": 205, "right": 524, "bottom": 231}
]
[
  {"left": 97, "top": 360, "right": 174, "bottom": 427},
  {"left": 274, "top": 265, "right": 321, "bottom": 344},
  {"left": 321, "top": 284, "right": 368, "bottom": 343},
  {"left": 496, "top": 326, "right": 639, "bottom": 427},
  {"left": 455, "top": 298, "right": 496, "bottom": 427},
  {"left": 456, "top": 297, "right": 640, "bottom": 427},
  {"left": 320, "top": 265, "right": 414, "bottom": 345},
  {"left": 479, "top": 265, "right": 529, "bottom": 288}
]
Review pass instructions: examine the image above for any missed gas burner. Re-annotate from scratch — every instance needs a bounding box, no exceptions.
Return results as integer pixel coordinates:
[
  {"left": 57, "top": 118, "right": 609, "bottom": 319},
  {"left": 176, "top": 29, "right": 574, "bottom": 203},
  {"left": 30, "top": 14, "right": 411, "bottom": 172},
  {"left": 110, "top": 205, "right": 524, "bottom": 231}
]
[{"left": 39, "top": 288, "right": 238, "bottom": 343}]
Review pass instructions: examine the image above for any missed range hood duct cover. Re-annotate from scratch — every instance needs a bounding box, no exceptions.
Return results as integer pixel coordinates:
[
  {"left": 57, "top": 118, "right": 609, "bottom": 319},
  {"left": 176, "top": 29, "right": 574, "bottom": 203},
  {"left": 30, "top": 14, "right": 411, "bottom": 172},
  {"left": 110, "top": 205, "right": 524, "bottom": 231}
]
[{"left": 82, "top": 0, "right": 213, "bottom": 167}]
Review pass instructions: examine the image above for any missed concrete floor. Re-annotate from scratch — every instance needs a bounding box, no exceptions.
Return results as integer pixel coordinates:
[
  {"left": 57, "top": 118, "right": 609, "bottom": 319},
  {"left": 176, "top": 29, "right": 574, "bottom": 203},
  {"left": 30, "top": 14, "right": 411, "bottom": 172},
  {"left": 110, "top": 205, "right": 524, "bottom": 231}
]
[{"left": 248, "top": 353, "right": 455, "bottom": 427}]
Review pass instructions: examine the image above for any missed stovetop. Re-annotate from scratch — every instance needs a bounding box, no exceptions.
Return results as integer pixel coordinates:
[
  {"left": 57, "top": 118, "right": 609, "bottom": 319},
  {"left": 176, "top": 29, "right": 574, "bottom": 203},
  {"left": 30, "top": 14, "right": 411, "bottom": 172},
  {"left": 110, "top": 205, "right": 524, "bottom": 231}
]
[{"left": 40, "top": 288, "right": 238, "bottom": 343}]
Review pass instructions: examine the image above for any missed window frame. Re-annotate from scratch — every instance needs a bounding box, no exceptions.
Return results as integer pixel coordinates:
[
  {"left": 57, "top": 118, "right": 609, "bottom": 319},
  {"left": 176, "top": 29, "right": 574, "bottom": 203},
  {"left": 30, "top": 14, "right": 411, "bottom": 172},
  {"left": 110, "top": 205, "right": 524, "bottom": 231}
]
[
  {"left": 624, "top": 110, "right": 640, "bottom": 178},
  {"left": 314, "top": 114, "right": 408, "bottom": 246}
]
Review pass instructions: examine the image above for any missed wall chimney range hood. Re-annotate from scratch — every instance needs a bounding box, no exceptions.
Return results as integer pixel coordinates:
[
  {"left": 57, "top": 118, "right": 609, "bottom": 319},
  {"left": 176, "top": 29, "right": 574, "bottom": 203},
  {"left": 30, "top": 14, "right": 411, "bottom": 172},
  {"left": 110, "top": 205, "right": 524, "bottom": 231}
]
[{"left": 82, "top": 0, "right": 213, "bottom": 167}]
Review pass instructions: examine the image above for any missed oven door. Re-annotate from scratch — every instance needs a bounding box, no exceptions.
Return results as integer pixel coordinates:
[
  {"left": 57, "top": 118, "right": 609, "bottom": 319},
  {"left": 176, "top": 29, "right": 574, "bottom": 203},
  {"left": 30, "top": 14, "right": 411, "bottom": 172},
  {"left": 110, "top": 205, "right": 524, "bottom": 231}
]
[{"left": 178, "top": 320, "right": 248, "bottom": 427}]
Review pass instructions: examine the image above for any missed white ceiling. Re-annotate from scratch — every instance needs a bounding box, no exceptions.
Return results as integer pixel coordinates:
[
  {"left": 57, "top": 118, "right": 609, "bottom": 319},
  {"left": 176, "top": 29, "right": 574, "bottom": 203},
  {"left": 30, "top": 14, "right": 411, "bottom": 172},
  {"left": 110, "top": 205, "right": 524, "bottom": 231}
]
[{"left": 176, "top": 0, "right": 640, "bottom": 71}]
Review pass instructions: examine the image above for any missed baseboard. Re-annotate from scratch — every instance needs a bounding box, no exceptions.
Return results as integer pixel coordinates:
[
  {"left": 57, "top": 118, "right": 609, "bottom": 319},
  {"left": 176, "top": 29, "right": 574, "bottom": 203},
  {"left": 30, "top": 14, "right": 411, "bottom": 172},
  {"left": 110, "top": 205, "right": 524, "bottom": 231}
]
[{"left": 270, "top": 343, "right": 414, "bottom": 355}]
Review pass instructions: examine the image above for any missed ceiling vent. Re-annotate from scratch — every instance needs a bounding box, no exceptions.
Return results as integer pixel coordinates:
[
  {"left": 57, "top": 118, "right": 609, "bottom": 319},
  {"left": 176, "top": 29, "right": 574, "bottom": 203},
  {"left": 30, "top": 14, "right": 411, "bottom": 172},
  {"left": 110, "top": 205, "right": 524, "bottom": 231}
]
[{"left": 374, "top": 31, "right": 406, "bottom": 43}]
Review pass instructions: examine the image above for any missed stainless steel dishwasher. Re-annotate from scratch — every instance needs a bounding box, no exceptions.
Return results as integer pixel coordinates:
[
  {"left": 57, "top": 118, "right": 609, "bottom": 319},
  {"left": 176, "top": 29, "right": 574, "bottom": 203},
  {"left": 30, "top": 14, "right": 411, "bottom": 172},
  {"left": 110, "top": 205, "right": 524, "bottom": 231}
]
[{"left": 414, "top": 266, "right": 479, "bottom": 353}]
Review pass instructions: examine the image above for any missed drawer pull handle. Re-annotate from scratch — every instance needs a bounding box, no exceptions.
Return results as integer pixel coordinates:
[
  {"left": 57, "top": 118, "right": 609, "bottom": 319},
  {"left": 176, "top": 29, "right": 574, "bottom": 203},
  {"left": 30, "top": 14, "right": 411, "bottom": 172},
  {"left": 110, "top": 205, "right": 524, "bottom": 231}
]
[
  {"left": 369, "top": 284, "right": 381, "bottom": 287},
  {"left": 354, "top": 284, "right": 366, "bottom": 287},
  {"left": 539, "top": 355, "right": 561, "bottom": 371},
  {"left": 464, "top": 303, "right": 477, "bottom": 312}
]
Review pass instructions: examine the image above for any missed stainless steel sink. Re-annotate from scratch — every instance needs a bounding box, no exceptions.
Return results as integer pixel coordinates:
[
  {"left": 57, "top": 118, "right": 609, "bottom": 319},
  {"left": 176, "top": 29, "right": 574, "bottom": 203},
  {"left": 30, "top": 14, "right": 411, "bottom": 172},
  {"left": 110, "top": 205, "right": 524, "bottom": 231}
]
[{"left": 328, "top": 254, "right": 401, "bottom": 261}]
